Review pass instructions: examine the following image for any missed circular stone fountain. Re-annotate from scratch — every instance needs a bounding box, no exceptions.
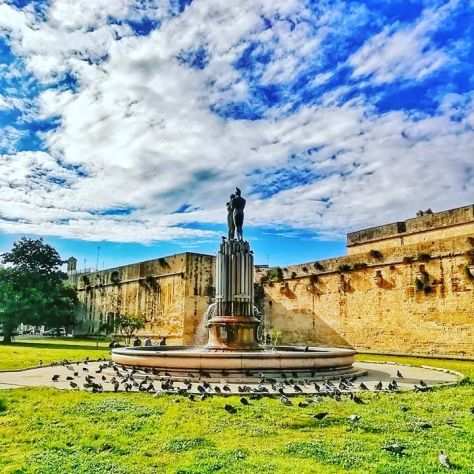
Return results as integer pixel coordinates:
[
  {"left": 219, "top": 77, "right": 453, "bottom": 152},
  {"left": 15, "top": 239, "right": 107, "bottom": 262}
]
[{"left": 112, "top": 191, "right": 360, "bottom": 382}]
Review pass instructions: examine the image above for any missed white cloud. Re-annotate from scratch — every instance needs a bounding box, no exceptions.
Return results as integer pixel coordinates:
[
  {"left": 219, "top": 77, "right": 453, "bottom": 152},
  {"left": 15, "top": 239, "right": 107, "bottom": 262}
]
[
  {"left": 0, "top": 0, "right": 473, "bottom": 244},
  {"left": 348, "top": 0, "right": 457, "bottom": 84}
]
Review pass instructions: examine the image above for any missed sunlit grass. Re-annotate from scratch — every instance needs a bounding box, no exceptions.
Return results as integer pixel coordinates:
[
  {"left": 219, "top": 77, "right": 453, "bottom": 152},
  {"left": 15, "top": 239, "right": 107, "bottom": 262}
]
[
  {"left": 0, "top": 343, "right": 473, "bottom": 473},
  {"left": 0, "top": 337, "right": 110, "bottom": 371}
]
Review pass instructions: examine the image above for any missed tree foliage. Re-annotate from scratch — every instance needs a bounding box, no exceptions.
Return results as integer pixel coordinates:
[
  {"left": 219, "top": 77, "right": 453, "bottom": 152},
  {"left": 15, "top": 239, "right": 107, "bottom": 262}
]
[
  {"left": 102, "top": 315, "right": 145, "bottom": 344},
  {"left": 0, "top": 238, "right": 78, "bottom": 343}
]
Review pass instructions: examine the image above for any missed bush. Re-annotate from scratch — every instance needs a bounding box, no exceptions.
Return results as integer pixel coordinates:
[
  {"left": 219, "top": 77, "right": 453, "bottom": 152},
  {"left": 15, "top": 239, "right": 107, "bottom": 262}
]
[
  {"left": 418, "top": 253, "right": 431, "bottom": 262},
  {"left": 369, "top": 249, "right": 383, "bottom": 260},
  {"left": 267, "top": 267, "right": 284, "bottom": 282},
  {"left": 338, "top": 264, "right": 352, "bottom": 272},
  {"left": 353, "top": 262, "right": 368, "bottom": 270},
  {"left": 314, "top": 262, "right": 325, "bottom": 271}
]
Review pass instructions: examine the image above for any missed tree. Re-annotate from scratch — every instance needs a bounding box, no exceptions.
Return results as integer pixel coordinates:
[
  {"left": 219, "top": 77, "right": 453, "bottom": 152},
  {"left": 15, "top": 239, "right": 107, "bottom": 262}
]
[
  {"left": 0, "top": 269, "right": 20, "bottom": 343},
  {"left": 0, "top": 238, "right": 78, "bottom": 343},
  {"left": 113, "top": 315, "right": 145, "bottom": 344},
  {"left": 2, "top": 237, "right": 64, "bottom": 276}
]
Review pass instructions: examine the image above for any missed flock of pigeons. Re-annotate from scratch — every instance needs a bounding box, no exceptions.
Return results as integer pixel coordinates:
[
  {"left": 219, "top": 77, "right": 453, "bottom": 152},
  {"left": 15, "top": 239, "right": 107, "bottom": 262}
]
[
  {"left": 50, "top": 360, "right": 425, "bottom": 398},
  {"left": 48, "top": 359, "right": 465, "bottom": 469}
]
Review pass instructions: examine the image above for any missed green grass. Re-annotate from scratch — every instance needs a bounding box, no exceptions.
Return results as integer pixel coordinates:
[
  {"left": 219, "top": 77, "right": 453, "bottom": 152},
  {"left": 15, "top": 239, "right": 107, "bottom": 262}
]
[
  {"left": 0, "top": 344, "right": 473, "bottom": 473},
  {"left": 0, "top": 337, "right": 110, "bottom": 371}
]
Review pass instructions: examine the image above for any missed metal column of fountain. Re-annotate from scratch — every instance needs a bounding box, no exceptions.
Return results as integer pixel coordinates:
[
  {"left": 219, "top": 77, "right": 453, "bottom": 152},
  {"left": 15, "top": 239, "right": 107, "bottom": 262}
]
[
  {"left": 112, "top": 189, "right": 359, "bottom": 385},
  {"left": 207, "top": 238, "right": 260, "bottom": 351}
]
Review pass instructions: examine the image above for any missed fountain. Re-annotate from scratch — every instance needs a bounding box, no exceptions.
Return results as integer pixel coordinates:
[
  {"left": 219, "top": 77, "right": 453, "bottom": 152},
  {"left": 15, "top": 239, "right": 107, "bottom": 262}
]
[{"left": 112, "top": 189, "right": 359, "bottom": 385}]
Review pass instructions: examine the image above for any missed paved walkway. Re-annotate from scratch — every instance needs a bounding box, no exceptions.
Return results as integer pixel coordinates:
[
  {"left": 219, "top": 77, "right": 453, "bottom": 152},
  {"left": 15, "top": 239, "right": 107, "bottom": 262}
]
[{"left": 0, "top": 361, "right": 461, "bottom": 395}]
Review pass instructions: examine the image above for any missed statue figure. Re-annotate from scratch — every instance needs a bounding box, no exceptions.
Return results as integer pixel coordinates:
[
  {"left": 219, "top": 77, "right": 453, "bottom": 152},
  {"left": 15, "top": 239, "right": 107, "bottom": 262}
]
[
  {"left": 226, "top": 194, "right": 235, "bottom": 240},
  {"left": 231, "top": 187, "right": 246, "bottom": 241}
]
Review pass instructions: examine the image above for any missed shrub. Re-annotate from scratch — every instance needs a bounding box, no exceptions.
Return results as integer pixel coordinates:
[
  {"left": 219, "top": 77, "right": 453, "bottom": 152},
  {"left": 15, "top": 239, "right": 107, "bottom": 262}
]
[
  {"left": 403, "top": 256, "right": 413, "bottom": 264},
  {"left": 314, "top": 262, "right": 325, "bottom": 271},
  {"left": 369, "top": 249, "right": 383, "bottom": 260},
  {"left": 418, "top": 253, "right": 431, "bottom": 262},
  {"left": 353, "top": 262, "right": 368, "bottom": 270},
  {"left": 267, "top": 267, "right": 284, "bottom": 282},
  {"left": 309, "top": 274, "right": 319, "bottom": 284},
  {"left": 338, "top": 264, "right": 352, "bottom": 272}
]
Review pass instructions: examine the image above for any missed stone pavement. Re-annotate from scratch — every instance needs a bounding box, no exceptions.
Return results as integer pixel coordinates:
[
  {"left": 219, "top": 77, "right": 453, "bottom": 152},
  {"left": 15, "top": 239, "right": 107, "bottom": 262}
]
[{"left": 0, "top": 360, "right": 462, "bottom": 395}]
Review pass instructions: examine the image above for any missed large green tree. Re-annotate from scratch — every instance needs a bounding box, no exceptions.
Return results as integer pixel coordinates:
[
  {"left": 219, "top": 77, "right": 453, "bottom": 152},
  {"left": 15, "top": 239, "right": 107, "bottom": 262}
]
[{"left": 0, "top": 238, "right": 78, "bottom": 343}]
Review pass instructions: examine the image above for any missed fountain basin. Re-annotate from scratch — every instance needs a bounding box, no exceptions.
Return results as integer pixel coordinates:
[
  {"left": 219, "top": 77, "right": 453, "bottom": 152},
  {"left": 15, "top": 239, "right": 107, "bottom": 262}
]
[{"left": 111, "top": 345, "right": 356, "bottom": 373}]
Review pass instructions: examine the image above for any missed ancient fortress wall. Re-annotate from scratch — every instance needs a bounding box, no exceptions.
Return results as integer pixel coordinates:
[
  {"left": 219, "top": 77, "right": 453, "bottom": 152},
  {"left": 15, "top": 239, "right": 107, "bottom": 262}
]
[
  {"left": 262, "top": 205, "right": 474, "bottom": 358},
  {"left": 72, "top": 205, "right": 474, "bottom": 358},
  {"left": 73, "top": 253, "right": 214, "bottom": 344}
]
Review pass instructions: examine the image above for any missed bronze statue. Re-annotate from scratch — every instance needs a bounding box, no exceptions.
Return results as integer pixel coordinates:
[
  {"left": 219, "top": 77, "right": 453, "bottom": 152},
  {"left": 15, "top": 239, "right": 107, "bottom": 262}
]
[
  {"left": 231, "top": 187, "right": 246, "bottom": 241},
  {"left": 226, "top": 194, "right": 235, "bottom": 240}
]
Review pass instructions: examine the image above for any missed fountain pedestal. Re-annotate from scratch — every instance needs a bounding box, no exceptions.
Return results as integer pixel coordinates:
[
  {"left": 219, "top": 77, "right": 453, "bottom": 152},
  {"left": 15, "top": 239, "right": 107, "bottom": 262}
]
[{"left": 206, "top": 238, "right": 260, "bottom": 351}]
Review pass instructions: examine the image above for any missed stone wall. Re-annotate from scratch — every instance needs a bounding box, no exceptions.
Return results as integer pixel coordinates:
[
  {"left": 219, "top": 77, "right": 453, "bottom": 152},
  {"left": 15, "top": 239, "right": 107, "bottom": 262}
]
[
  {"left": 71, "top": 204, "right": 474, "bottom": 359},
  {"left": 263, "top": 231, "right": 474, "bottom": 359},
  {"left": 72, "top": 252, "right": 214, "bottom": 344},
  {"left": 347, "top": 204, "right": 474, "bottom": 255}
]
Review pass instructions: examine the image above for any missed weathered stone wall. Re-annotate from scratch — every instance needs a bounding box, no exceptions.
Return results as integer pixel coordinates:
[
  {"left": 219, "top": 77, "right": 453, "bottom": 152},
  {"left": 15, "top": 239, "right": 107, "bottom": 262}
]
[
  {"left": 263, "top": 232, "right": 474, "bottom": 358},
  {"left": 72, "top": 252, "right": 214, "bottom": 344},
  {"left": 347, "top": 205, "right": 474, "bottom": 255}
]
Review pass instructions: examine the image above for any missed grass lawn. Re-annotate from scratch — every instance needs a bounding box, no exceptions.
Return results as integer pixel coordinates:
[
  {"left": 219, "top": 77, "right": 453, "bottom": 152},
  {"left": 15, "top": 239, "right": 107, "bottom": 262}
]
[
  {"left": 0, "top": 337, "right": 110, "bottom": 371},
  {"left": 0, "top": 341, "right": 473, "bottom": 473}
]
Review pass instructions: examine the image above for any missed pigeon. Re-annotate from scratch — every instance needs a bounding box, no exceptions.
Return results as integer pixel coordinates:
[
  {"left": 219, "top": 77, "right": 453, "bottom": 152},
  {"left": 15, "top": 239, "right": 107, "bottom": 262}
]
[
  {"left": 375, "top": 381, "right": 383, "bottom": 391},
  {"left": 66, "top": 376, "right": 74, "bottom": 381},
  {"left": 280, "top": 396, "right": 292, "bottom": 406},
  {"left": 293, "top": 384, "right": 303, "bottom": 393},
  {"left": 313, "top": 412, "right": 329, "bottom": 420},
  {"left": 396, "top": 370, "right": 403, "bottom": 378},
  {"left": 417, "top": 421, "right": 432, "bottom": 429},
  {"left": 382, "top": 443, "right": 406, "bottom": 455},
  {"left": 359, "top": 382, "right": 369, "bottom": 391},
  {"left": 400, "top": 405, "right": 410, "bottom": 412},
  {"left": 388, "top": 380, "right": 399, "bottom": 391},
  {"left": 350, "top": 393, "right": 365, "bottom": 405},
  {"left": 51, "top": 374, "right": 60, "bottom": 382},
  {"left": 240, "top": 397, "right": 249, "bottom": 406},
  {"left": 438, "top": 451, "right": 451, "bottom": 468},
  {"left": 298, "top": 401, "right": 309, "bottom": 408},
  {"left": 414, "top": 384, "right": 431, "bottom": 393},
  {"left": 419, "top": 380, "right": 427, "bottom": 387},
  {"left": 113, "top": 381, "right": 120, "bottom": 392},
  {"left": 224, "top": 404, "right": 237, "bottom": 414},
  {"left": 69, "top": 381, "right": 78, "bottom": 389},
  {"left": 348, "top": 414, "right": 361, "bottom": 422}
]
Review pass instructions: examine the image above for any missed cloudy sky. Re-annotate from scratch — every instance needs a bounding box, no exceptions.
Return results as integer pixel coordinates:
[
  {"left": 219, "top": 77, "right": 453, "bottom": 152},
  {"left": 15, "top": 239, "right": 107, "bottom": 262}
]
[{"left": 0, "top": 0, "right": 473, "bottom": 268}]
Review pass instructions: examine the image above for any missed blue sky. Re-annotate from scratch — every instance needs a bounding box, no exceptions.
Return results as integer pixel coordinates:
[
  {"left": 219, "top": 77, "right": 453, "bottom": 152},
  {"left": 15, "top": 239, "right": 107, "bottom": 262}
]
[{"left": 0, "top": 0, "right": 473, "bottom": 268}]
